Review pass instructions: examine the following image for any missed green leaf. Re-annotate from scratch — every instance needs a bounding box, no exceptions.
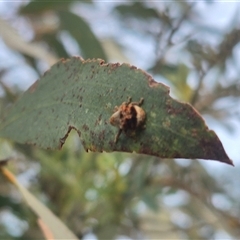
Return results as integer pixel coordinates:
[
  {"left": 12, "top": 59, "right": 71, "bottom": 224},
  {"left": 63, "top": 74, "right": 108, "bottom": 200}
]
[
  {"left": 1, "top": 167, "right": 78, "bottom": 240},
  {"left": 115, "top": 3, "right": 173, "bottom": 29},
  {"left": 19, "top": 0, "right": 90, "bottom": 14},
  {"left": 58, "top": 11, "right": 107, "bottom": 60},
  {"left": 142, "top": 191, "right": 159, "bottom": 211},
  {"left": 42, "top": 33, "right": 69, "bottom": 59},
  {"left": 115, "top": 2, "right": 159, "bottom": 20},
  {"left": 160, "top": 64, "right": 193, "bottom": 102},
  {"left": 0, "top": 57, "right": 233, "bottom": 165}
]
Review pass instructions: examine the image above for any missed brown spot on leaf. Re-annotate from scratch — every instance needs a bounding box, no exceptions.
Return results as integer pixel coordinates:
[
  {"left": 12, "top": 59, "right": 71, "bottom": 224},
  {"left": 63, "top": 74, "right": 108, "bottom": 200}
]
[
  {"left": 82, "top": 124, "right": 89, "bottom": 131},
  {"left": 99, "top": 130, "right": 105, "bottom": 140},
  {"left": 68, "top": 73, "right": 73, "bottom": 79},
  {"left": 60, "top": 93, "right": 66, "bottom": 102},
  {"left": 99, "top": 59, "right": 105, "bottom": 65},
  {"left": 148, "top": 78, "right": 159, "bottom": 88},
  {"left": 130, "top": 65, "right": 137, "bottom": 70},
  {"left": 191, "top": 129, "right": 198, "bottom": 137},
  {"left": 95, "top": 114, "right": 102, "bottom": 126}
]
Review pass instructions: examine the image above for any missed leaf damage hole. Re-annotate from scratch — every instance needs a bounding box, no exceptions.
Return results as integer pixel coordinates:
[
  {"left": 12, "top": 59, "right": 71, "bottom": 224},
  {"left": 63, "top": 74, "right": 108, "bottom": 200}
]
[{"left": 59, "top": 126, "right": 81, "bottom": 149}]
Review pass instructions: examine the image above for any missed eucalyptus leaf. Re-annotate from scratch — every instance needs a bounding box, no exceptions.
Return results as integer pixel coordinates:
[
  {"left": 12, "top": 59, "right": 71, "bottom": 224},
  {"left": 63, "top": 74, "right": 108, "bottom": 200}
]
[
  {"left": 0, "top": 57, "right": 233, "bottom": 165},
  {"left": 59, "top": 11, "right": 107, "bottom": 60}
]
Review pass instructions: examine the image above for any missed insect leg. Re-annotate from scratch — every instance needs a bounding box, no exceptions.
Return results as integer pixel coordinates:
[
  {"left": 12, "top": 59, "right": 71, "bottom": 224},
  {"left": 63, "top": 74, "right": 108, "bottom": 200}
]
[
  {"left": 132, "top": 97, "right": 144, "bottom": 106},
  {"left": 114, "top": 129, "right": 122, "bottom": 143}
]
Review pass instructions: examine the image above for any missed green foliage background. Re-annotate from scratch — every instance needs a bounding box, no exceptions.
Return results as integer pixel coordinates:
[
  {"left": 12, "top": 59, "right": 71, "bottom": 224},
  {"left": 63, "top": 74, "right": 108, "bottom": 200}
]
[{"left": 0, "top": 1, "right": 240, "bottom": 239}]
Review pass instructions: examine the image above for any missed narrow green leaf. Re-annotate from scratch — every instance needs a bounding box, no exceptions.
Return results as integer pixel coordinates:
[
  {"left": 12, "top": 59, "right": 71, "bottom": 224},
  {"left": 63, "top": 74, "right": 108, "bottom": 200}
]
[
  {"left": 58, "top": 11, "right": 107, "bottom": 60},
  {"left": 0, "top": 57, "right": 233, "bottom": 165},
  {"left": 1, "top": 167, "right": 78, "bottom": 240},
  {"left": 115, "top": 2, "right": 159, "bottom": 20},
  {"left": 18, "top": 183, "right": 78, "bottom": 240},
  {"left": 42, "top": 33, "right": 69, "bottom": 59}
]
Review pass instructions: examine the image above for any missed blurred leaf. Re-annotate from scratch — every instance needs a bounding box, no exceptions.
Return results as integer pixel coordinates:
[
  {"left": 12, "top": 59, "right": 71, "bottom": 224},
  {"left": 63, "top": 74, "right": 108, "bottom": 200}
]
[
  {"left": 149, "top": 62, "right": 178, "bottom": 77},
  {"left": 0, "top": 57, "right": 232, "bottom": 165},
  {"left": 115, "top": 2, "right": 159, "bottom": 20},
  {"left": 37, "top": 218, "right": 54, "bottom": 240},
  {"left": 101, "top": 38, "right": 129, "bottom": 63},
  {"left": 0, "top": 19, "right": 57, "bottom": 66},
  {"left": 159, "top": 63, "right": 193, "bottom": 102},
  {"left": 42, "top": 33, "right": 69, "bottom": 59},
  {"left": 22, "top": 54, "right": 42, "bottom": 76},
  {"left": 58, "top": 11, "right": 107, "bottom": 60},
  {"left": 0, "top": 167, "right": 79, "bottom": 240},
  {"left": 141, "top": 188, "right": 159, "bottom": 211},
  {"left": 20, "top": 0, "right": 82, "bottom": 14},
  {"left": 0, "top": 77, "right": 19, "bottom": 104}
]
